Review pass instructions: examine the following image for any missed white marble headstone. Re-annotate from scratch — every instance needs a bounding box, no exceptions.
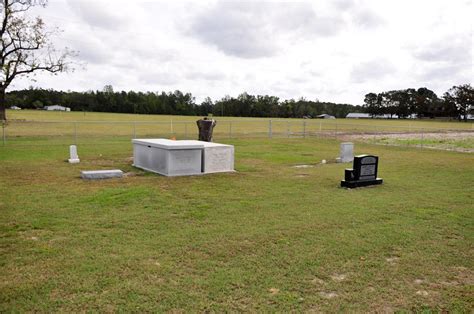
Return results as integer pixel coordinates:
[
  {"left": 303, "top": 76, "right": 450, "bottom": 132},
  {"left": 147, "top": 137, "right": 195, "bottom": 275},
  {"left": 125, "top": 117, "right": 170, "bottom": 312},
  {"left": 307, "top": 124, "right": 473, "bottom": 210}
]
[
  {"left": 68, "top": 145, "right": 80, "bottom": 163},
  {"left": 339, "top": 142, "right": 354, "bottom": 163}
]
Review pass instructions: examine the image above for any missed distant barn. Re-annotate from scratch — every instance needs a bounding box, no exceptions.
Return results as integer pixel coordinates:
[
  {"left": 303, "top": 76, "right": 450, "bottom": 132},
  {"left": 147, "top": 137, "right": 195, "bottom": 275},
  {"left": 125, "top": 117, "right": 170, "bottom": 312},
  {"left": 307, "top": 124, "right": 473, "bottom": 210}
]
[
  {"left": 316, "top": 114, "right": 336, "bottom": 119},
  {"left": 346, "top": 113, "right": 371, "bottom": 119},
  {"left": 44, "top": 105, "right": 71, "bottom": 111},
  {"left": 346, "top": 113, "right": 418, "bottom": 119}
]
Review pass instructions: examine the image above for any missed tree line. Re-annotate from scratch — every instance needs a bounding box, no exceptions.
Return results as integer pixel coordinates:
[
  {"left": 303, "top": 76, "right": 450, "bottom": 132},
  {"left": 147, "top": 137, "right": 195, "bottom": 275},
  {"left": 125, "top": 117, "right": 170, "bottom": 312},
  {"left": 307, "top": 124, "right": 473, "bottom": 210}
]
[
  {"left": 6, "top": 86, "right": 363, "bottom": 118},
  {"left": 363, "top": 84, "right": 473, "bottom": 121},
  {"left": 6, "top": 84, "right": 472, "bottom": 120}
]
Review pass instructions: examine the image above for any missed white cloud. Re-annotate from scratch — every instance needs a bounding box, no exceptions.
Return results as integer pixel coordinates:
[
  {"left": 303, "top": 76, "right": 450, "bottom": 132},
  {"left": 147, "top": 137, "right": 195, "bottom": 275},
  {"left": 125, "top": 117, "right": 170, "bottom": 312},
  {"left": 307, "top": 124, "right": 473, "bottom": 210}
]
[
  {"left": 66, "top": 0, "right": 128, "bottom": 30},
  {"left": 9, "top": 0, "right": 473, "bottom": 105},
  {"left": 351, "top": 58, "right": 396, "bottom": 83}
]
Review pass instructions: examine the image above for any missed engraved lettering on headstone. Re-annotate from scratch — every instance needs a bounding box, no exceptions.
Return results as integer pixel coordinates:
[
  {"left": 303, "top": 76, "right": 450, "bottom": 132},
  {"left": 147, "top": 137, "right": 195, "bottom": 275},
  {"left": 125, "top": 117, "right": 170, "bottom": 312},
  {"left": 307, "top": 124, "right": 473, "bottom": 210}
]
[
  {"left": 361, "top": 157, "right": 376, "bottom": 164},
  {"left": 360, "top": 164, "right": 376, "bottom": 176}
]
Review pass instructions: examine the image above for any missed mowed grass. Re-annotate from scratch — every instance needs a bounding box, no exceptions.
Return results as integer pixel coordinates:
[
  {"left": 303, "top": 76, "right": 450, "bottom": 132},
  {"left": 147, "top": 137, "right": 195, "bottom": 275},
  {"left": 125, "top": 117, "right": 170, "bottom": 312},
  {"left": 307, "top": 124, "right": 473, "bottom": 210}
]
[
  {"left": 7, "top": 109, "right": 473, "bottom": 130},
  {"left": 0, "top": 136, "right": 473, "bottom": 311}
]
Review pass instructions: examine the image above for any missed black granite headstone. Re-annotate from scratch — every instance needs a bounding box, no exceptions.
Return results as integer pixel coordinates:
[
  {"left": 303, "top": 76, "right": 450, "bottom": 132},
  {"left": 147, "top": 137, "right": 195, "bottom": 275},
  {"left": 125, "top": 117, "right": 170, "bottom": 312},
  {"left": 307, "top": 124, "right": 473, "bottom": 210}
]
[{"left": 341, "top": 154, "right": 383, "bottom": 188}]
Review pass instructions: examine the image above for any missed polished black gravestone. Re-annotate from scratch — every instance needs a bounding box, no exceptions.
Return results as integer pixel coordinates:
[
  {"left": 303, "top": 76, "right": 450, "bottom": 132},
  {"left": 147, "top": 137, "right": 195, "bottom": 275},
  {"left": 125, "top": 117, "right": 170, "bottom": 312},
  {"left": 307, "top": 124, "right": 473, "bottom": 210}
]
[
  {"left": 341, "top": 154, "right": 383, "bottom": 188},
  {"left": 196, "top": 117, "right": 216, "bottom": 142}
]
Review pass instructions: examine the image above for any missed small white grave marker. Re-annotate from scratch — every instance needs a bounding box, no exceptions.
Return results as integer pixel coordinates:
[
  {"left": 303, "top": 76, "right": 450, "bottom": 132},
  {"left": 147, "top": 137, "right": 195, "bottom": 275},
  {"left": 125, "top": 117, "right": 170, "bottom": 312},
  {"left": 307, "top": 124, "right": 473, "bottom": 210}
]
[
  {"left": 68, "top": 145, "right": 80, "bottom": 163},
  {"left": 337, "top": 142, "right": 354, "bottom": 163}
]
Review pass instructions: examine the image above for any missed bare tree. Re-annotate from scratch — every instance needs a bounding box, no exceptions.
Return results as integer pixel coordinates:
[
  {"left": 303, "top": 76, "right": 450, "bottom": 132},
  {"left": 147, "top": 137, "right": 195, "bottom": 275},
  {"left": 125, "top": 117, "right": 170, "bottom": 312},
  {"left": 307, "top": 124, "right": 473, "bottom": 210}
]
[{"left": 0, "top": 0, "right": 74, "bottom": 120}]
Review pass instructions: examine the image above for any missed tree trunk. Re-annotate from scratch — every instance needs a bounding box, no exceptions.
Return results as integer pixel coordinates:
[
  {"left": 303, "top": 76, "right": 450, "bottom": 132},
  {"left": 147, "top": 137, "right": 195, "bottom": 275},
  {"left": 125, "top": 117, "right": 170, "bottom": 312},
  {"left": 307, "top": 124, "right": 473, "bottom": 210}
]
[{"left": 0, "top": 88, "right": 6, "bottom": 121}]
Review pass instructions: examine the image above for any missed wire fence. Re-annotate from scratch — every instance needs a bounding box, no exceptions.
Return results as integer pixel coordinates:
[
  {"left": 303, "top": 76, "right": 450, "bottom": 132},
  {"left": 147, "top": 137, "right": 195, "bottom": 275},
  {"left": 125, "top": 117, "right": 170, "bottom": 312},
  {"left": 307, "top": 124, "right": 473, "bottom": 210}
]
[{"left": 1, "top": 119, "right": 473, "bottom": 152}]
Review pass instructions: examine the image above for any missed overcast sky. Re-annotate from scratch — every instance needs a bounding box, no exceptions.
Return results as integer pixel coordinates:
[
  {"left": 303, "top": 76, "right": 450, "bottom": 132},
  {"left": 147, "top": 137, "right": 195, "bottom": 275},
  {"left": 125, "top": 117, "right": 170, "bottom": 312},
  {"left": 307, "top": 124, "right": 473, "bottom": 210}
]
[{"left": 12, "top": 0, "right": 473, "bottom": 104}]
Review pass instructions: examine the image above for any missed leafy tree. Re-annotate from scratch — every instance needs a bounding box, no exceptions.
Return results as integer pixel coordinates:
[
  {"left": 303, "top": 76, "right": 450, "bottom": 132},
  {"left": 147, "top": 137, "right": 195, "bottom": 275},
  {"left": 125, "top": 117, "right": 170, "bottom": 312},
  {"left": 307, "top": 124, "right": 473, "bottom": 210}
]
[
  {"left": 443, "top": 84, "right": 474, "bottom": 121},
  {"left": 31, "top": 99, "right": 43, "bottom": 109},
  {"left": 363, "top": 93, "right": 381, "bottom": 117},
  {"left": 394, "top": 89, "right": 415, "bottom": 118},
  {"left": 0, "top": 0, "right": 74, "bottom": 120},
  {"left": 414, "top": 87, "right": 439, "bottom": 118},
  {"left": 199, "top": 97, "right": 213, "bottom": 116}
]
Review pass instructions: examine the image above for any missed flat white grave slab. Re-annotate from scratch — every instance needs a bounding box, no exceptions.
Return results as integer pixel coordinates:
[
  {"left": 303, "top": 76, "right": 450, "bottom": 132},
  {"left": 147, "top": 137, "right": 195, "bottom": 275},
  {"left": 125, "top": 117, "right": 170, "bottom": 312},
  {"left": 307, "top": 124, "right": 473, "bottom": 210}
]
[
  {"left": 81, "top": 169, "right": 123, "bottom": 180},
  {"left": 132, "top": 139, "right": 204, "bottom": 176}
]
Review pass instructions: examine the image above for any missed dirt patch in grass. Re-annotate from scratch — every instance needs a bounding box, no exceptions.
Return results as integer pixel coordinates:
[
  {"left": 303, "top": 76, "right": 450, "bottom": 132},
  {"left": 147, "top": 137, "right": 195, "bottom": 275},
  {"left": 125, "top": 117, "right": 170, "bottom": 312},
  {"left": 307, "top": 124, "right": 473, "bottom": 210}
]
[
  {"left": 343, "top": 131, "right": 474, "bottom": 152},
  {"left": 330, "top": 274, "right": 347, "bottom": 282},
  {"left": 294, "top": 174, "right": 310, "bottom": 178},
  {"left": 319, "top": 291, "right": 338, "bottom": 299}
]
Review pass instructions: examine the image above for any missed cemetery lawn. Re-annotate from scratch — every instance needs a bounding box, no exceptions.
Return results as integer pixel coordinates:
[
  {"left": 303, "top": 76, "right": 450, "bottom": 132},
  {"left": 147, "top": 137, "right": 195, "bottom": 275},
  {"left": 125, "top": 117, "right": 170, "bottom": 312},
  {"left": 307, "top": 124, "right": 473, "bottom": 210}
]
[{"left": 1, "top": 138, "right": 473, "bottom": 311}]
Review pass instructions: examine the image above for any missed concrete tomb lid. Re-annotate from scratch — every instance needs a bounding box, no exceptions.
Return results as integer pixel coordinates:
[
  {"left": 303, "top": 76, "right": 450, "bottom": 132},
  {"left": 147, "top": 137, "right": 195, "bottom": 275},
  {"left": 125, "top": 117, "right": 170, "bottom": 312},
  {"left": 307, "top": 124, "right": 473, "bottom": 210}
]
[
  {"left": 185, "top": 140, "right": 233, "bottom": 148},
  {"left": 132, "top": 139, "right": 205, "bottom": 150}
]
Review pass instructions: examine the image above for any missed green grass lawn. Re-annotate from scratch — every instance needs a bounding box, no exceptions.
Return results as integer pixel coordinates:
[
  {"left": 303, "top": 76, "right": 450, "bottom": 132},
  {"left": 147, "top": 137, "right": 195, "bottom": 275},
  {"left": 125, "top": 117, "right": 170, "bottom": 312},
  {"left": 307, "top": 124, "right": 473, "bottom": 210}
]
[
  {"left": 1, "top": 137, "right": 473, "bottom": 311},
  {"left": 6, "top": 109, "right": 473, "bottom": 130},
  {"left": 2, "top": 110, "right": 473, "bottom": 150}
]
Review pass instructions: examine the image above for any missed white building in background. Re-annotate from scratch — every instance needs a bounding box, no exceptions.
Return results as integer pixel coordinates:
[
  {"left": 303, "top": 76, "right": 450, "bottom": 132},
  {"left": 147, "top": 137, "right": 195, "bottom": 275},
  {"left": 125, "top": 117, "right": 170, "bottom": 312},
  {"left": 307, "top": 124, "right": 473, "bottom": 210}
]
[
  {"left": 9, "top": 105, "right": 21, "bottom": 110},
  {"left": 44, "top": 105, "right": 71, "bottom": 111},
  {"left": 346, "top": 113, "right": 371, "bottom": 119},
  {"left": 316, "top": 114, "right": 336, "bottom": 119},
  {"left": 346, "top": 113, "right": 416, "bottom": 119}
]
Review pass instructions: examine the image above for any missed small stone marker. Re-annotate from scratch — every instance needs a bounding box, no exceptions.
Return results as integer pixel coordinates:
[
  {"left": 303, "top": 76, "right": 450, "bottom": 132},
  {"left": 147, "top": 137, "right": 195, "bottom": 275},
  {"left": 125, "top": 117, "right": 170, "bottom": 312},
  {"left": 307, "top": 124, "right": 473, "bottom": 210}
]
[
  {"left": 337, "top": 142, "right": 354, "bottom": 163},
  {"left": 81, "top": 170, "right": 123, "bottom": 180},
  {"left": 68, "top": 145, "right": 80, "bottom": 163},
  {"left": 198, "top": 141, "right": 234, "bottom": 174},
  {"left": 341, "top": 154, "right": 383, "bottom": 188}
]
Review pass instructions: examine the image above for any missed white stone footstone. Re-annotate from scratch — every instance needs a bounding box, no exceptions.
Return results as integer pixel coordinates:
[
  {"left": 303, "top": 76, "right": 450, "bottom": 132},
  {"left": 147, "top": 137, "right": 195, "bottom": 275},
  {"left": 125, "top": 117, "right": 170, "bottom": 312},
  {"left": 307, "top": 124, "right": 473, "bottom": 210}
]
[
  {"left": 185, "top": 140, "right": 235, "bottom": 174},
  {"left": 81, "top": 170, "right": 123, "bottom": 180},
  {"left": 68, "top": 145, "right": 80, "bottom": 163},
  {"left": 338, "top": 142, "right": 354, "bottom": 163},
  {"left": 201, "top": 142, "right": 234, "bottom": 174}
]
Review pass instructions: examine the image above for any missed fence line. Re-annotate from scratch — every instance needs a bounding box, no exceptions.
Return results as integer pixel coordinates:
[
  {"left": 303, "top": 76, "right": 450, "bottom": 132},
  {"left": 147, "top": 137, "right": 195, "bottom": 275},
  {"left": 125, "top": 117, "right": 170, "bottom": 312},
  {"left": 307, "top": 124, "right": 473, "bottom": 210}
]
[
  {"left": 5, "top": 118, "right": 471, "bottom": 130},
  {"left": 0, "top": 119, "right": 473, "bottom": 152}
]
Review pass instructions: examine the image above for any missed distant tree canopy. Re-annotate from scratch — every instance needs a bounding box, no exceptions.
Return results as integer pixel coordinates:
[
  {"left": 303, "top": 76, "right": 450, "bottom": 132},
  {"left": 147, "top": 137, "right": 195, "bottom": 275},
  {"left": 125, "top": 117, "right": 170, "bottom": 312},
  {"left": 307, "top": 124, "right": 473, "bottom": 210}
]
[
  {"left": 6, "top": 83, "right": 471, "bottom": 120},
  {"left": 5, "top": 87, "right": 363, "bottom": 118},
  {"left": 363, "top": 84, "right": 473, "bottom": 120}
]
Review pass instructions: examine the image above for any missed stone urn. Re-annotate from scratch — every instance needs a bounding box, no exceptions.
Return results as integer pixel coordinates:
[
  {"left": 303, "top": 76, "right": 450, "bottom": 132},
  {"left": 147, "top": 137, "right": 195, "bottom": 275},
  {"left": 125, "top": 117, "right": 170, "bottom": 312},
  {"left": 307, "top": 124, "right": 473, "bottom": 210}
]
[{"left": 196, "top": 117, "right": 216, "bottom": 142}]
